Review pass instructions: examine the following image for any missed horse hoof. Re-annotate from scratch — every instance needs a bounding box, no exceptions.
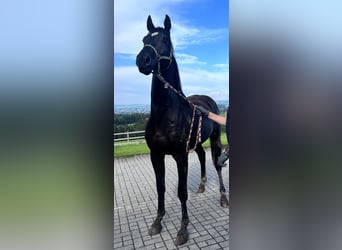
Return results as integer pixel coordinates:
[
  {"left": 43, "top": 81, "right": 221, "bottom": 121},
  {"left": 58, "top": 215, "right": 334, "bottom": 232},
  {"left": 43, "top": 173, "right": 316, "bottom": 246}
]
[
  {"left": 220, "top": 194, "right": 229, "bottom": 208},
  {"left": 148, "top": 222, "right": 162, "bottom": 235},
  {"left": 174, "top": 228, "right": 189, "bottom": 246},
  {"left": 197, "top": 184, "right": 205, "bottom": 193}
]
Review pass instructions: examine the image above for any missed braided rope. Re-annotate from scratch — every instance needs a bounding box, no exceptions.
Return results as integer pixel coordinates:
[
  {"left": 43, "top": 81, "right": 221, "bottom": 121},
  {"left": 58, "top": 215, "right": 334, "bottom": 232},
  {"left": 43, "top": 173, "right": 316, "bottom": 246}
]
[
  {"left": 156, "top": 74, "right": 202, "bottom": 153},
  {"left": 186, "top": 105, "right": 197, "bottom": 153}
]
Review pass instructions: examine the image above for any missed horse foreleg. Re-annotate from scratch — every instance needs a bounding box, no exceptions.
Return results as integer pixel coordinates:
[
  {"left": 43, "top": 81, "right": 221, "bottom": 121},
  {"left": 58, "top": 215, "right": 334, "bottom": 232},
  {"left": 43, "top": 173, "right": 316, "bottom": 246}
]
[
  {"left": 195, "top": 144, "right": 206, "bottom": 193},
  {"left": 149, "top": 152, "right": 166, "bottom": 235},
  {"left": 173, "top": 153, "right": 190, "bottom": 246}
]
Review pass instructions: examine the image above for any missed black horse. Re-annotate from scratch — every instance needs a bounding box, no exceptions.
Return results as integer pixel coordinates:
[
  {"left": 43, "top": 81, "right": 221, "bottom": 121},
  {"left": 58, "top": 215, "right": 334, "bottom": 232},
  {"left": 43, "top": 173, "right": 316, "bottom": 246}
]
[{"left": 136, "top": 15, "right": 228, "bottom": 246}]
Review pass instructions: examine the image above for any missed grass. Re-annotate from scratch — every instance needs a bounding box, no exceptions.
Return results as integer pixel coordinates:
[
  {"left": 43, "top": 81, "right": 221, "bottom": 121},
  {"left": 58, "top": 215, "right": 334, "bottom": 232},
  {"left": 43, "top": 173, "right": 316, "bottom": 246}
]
[
  {"left": 114, "top": 141, "right": 150, "bottom": 158},
  {"left": 114, "top": 132, "right": 228, "bottom": 158}
]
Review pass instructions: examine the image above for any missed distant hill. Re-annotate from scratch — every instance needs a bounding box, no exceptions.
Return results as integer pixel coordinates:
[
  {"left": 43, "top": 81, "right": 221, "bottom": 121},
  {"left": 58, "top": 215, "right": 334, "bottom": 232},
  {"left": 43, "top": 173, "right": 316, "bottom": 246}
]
[
  {"left": 216, "top": 100, "right": 230, "bottom": 106},
  {"left": 114, "top": 100, "right": 229, "bottom": 114},
  {"left": 114, "top": 104, "right": 150, "bottom": 114}
]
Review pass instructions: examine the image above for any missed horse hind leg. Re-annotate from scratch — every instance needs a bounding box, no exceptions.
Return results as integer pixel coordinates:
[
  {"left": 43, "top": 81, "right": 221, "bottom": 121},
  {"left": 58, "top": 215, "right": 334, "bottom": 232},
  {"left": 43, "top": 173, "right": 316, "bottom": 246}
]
[
  {"left": 210, "top": 131, "right": 229, "bottom": 208},
  {"left": 195, "top": 144, "right": 206, "bottom": 193},
  {"left": 215, "top": 163, "right": 229, "bottom": 208}
]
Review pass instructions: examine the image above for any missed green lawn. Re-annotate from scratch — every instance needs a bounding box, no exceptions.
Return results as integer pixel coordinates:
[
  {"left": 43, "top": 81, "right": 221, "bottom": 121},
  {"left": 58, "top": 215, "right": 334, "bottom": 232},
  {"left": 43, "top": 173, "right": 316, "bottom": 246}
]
[{"left": 114, "top": 132, "right": 228, "bottom": 158}]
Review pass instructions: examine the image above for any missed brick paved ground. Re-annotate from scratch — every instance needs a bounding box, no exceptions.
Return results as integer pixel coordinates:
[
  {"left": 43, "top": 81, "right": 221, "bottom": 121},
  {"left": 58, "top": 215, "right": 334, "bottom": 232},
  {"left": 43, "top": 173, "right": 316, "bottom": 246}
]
[{"left": 114, "top": 149, "right": 229, "bottom": 249}]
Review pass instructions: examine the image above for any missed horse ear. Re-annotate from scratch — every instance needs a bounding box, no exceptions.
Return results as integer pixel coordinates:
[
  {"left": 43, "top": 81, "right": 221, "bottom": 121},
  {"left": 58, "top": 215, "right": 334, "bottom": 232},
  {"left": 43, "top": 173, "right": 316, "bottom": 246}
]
[
  {"left": 164, "top": 14, "right": 171, "bottom": 31},
  {"left": 147, "top": 15, "right": 155, "bottom": 32}
]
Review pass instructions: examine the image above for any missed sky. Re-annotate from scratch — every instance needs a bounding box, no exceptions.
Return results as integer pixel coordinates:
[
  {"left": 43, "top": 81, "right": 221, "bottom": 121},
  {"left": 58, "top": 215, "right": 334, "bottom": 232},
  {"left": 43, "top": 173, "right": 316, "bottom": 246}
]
[{"left": 114, "top": 0, "right": 229, "bottom": 105}]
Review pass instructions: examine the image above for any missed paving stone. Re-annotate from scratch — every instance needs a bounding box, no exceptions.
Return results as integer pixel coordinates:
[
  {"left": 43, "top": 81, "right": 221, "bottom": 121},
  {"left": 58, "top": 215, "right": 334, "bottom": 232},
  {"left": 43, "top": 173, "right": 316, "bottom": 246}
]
[
  {"left": 113, "top": 242, "right": 122, "bottom": 249},
  {"left": 155, "top": 241, "right": 166, "bottom": 248},
  {"left": 202, "top": 245, "right": 222, "bottom": 250},
  {"left": 133, "top": 238, "right": 144, "bottom": 248},
  {"left": 116, "top": 231, "right": 130, "bottom": 238},
  {"left": 178, "top": 245, "right": 190, "bottom": 250},
  {"left": 130, "top": 229, "right": 140, "bottom": 239},
  {"left": 219, "top": 240, "right": 229, "bottom": 249},
  {"left": 206, "top": 238, "right": 217, "bottom": 245},
  {"left": 123, "top": 239, "right": 133, "bottom": 246},
  {"left": 164, "top": 239, "right": 176, "bottom": 249},
  {"left": 215, "top": 236, "right": 225, "bottom": 243},
  {"left": 196, "top": 240, "right": 208, "bottom": 248},
  {"left": 190, "top": 232, "right": 200, "bottom": 238},
  {"left": 114, "top": 150, "right": 229, "bottom": 249},
  {"left": 122, "top": 245, "right": 134, "bottom": 250},
  {"left": 145, "top": 244, "right": 156, "bottom": 250},
  {"left": 188, "top": 244, "right": 201, "bottom": 250}
]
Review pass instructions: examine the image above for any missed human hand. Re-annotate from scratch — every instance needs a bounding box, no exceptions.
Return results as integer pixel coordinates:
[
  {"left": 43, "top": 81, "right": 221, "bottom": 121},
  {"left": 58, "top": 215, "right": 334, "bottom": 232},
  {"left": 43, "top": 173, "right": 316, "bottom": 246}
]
[{"left": 195, "top": 105, "right": 209, "bottom": 116}]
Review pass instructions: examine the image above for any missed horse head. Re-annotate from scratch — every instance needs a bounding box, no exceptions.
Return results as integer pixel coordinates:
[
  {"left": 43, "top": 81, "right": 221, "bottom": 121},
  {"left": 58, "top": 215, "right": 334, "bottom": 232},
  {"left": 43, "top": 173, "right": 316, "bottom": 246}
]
[{"left": 136, "top": 15, "right": 173, "bottom": 75}]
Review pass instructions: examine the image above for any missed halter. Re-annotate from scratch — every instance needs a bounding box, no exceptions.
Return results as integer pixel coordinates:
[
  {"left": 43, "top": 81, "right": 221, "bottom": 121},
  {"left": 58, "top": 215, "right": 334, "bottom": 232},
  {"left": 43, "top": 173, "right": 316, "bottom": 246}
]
[
  {"left": 144, "top": 41, "right": 202, "bottom": 153},
  {"left": 143, "top": 43, "right": 173, "bottom": 75}
]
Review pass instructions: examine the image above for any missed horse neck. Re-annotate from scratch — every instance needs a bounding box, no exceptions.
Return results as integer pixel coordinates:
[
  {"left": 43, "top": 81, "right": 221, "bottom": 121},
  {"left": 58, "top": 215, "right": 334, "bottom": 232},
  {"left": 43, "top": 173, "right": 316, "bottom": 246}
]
[{"left": 150, "top": 58, "right": 185, "bottom": 108}]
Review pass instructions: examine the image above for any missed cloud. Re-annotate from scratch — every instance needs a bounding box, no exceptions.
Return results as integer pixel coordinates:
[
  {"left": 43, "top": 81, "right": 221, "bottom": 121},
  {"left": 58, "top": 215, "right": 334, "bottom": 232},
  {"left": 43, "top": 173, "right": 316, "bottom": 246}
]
[
  {"left": 114, "top": 65, "right": 229, "bottom": 104},
  {"left": 179, "top": 67, "right": 229, "bottom": 100},
  {"left": 115, "top": 53, "right": 136, "bottom": 61},
  {"left": 171, "top": 24, "right": 228, "bottom": 50},
  {"left": 213, "top": 63, "right": 229, "bottom": 69},
  {"left": 114, "top": 66, "right": 151, "bottom": 104},
  {"left": 114, "top": 0, "right": 229, "bottom": 104},
  {"left": 114, "top": 0, "right": 184, "bottom": 54},
  {"left": 114, "top": 0, "right": 228, "bottom": 54},
  {"left": 175, "top": 53, "right": 206, "bottom": 65}
]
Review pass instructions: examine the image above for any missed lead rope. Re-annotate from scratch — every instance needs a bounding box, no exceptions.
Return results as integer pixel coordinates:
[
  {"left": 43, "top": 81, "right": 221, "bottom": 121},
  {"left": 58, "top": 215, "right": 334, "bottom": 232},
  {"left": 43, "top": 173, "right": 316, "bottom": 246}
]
[
  {"left": 156, "top": 73, "right": 202, "bottom": 153},
  {"left": 145, "top": 42, "right": 202, "bottom": 153}
]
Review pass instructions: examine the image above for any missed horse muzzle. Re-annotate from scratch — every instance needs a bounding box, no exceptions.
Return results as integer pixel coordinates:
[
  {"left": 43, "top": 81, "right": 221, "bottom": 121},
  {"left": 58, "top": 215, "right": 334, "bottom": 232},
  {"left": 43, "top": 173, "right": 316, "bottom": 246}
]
[{"left": 136, "top": 51, "right": 154, "bottom": 75}]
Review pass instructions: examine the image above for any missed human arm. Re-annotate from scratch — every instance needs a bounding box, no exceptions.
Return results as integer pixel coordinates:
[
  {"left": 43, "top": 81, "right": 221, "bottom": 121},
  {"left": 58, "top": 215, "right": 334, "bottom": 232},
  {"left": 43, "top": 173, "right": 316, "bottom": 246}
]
[
  {"left": 208, "top": 112, "right": 226, "bottom": 126},
  {"left": 196, "top": 105, "right": 227, "bottom": 126}
]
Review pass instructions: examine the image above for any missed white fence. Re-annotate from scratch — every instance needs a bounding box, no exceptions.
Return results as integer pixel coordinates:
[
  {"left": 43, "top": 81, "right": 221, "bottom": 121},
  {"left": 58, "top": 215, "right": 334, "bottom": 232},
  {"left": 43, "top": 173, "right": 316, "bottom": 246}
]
[{"left": 114, "top": 130, "right": 145, "bottom": 142}]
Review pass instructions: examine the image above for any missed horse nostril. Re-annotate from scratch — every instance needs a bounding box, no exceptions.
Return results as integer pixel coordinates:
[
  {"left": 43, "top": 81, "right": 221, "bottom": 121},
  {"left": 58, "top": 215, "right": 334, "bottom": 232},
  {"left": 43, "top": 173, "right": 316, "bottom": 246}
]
[{"left": 145, "top": 56, "right": 151, "bottom": 66}]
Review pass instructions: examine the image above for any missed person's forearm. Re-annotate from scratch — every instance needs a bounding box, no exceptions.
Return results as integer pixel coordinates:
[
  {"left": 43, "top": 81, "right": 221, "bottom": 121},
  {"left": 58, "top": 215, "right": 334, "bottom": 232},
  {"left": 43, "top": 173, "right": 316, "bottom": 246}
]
[{"left": 208, "top": 112, "right": 226, "bottom": 126}]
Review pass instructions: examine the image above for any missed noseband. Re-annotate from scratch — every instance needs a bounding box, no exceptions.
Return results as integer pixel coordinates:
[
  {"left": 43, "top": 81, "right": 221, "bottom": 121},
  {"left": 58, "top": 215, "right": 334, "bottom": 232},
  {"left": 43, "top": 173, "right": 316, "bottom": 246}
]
[{"left": 144, "top": 43, "right": 173, "bottom": 75}]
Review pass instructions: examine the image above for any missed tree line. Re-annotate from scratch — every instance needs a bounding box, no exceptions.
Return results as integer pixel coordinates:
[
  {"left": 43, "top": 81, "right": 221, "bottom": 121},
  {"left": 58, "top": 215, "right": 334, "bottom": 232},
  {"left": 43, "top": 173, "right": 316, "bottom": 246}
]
[
  {"left": 114, "top": 113, "right": 150, "bottom": 133},
  {"left": 114, "top": 104, "right": 228, "bottom": 134}
]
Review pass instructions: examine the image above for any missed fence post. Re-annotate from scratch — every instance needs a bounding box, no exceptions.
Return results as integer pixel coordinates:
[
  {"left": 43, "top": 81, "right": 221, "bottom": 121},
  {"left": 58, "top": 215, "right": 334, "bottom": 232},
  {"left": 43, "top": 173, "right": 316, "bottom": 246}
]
[{"left": 127, "top": 131, "right": 129, "bottom": 142}]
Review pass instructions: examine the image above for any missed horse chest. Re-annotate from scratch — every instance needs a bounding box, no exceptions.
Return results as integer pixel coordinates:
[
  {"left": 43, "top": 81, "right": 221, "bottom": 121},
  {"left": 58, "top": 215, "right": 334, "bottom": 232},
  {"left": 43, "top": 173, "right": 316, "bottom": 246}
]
[{"left": 146, "top": 118, "right": 186, "bottom": 151}]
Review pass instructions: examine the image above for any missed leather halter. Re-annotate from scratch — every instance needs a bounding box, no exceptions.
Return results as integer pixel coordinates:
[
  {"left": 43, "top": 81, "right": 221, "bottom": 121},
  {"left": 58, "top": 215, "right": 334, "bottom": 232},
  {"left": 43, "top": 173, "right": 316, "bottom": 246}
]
[{"left": 143, "top": 43, "right": 173, "bottom": 76}]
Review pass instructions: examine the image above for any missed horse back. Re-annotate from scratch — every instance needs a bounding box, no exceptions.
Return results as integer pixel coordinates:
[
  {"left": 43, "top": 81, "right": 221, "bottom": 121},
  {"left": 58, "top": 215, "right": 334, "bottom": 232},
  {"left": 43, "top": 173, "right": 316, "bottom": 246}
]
[{"left": 187, "top": 95, "right": 220, "bottom": 114}]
